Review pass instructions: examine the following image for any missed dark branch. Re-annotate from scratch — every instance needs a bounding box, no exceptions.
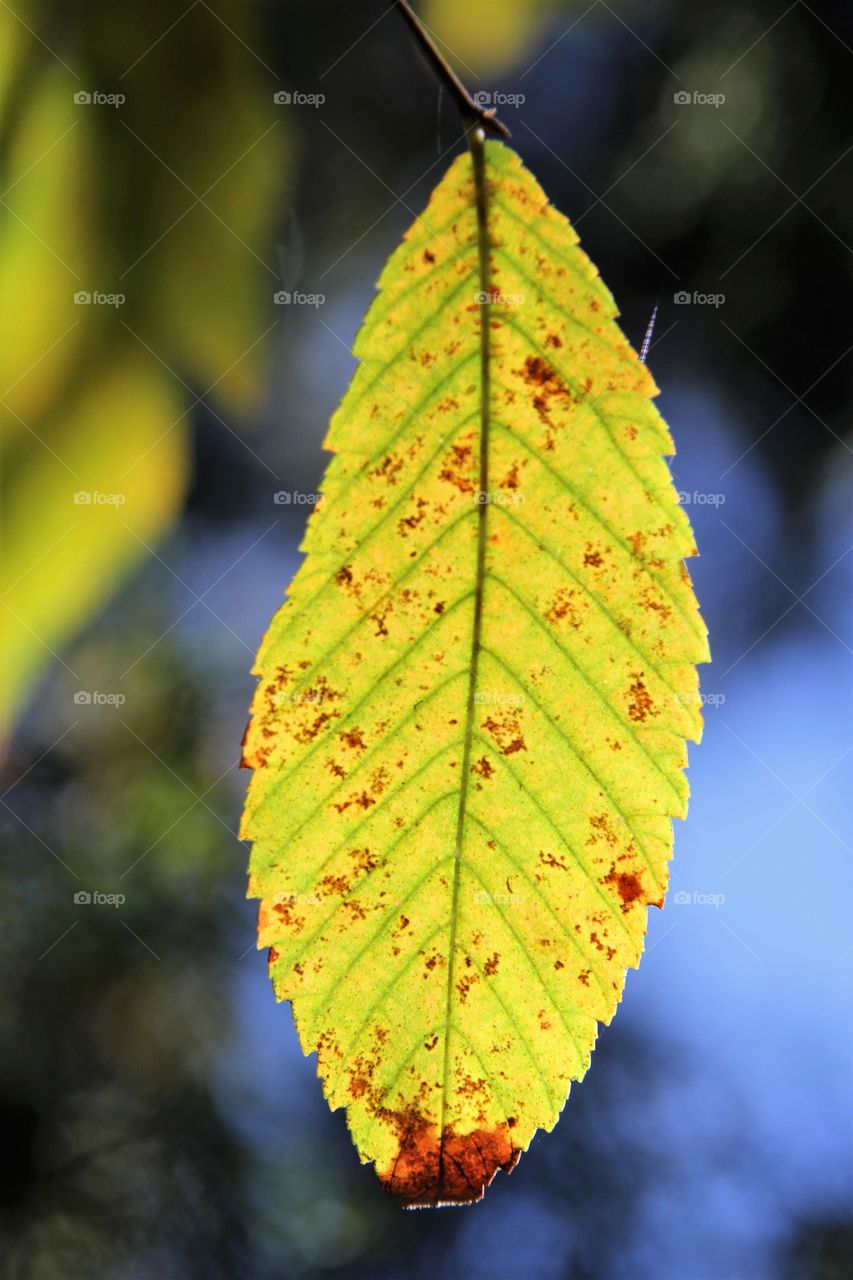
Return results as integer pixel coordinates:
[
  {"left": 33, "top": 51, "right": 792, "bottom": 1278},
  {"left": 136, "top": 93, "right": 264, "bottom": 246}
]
[{"left": 394, "top": 0, "right": 511, "bottom": 140}]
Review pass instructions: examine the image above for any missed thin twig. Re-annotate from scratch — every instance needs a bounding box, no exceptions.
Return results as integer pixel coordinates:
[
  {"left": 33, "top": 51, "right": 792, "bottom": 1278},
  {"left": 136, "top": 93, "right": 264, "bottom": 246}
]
[{"left": 394, "top": 0, "right": 511, "bottom": 139}]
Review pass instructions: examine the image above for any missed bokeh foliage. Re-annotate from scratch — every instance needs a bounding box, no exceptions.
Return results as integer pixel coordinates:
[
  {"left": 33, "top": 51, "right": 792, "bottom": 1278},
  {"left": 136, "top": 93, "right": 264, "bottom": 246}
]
[{"left": 1, "top": 0, "right": 287, "bottom": 729}]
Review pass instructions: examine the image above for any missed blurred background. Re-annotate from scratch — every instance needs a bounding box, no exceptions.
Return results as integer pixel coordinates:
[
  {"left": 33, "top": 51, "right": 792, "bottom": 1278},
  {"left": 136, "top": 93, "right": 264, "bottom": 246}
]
[{"left": 1, "top": 1, "right": 852, "bottom": 1276}]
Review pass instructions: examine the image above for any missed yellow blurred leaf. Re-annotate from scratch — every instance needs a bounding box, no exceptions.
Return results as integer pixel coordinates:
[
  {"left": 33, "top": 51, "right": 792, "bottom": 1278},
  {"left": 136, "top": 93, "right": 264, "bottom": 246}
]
[
  {"left": 424, "top": 0, "right": 555, "bottom": 74},
  {"left": 1, "top": 70, "right": 92, "bottom": 426},
  {"left": 0, "top": 2, "right": 289, "bottom": 731},
  {"left": 1, "top": 354, "right": 187, "bottom": 726}
]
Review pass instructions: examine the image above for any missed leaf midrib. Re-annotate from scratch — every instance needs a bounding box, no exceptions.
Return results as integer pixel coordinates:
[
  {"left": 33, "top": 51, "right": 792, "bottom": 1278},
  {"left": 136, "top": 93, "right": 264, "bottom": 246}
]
[{"left": 438, "top": 132, "right": 492, "bottom": 1171}]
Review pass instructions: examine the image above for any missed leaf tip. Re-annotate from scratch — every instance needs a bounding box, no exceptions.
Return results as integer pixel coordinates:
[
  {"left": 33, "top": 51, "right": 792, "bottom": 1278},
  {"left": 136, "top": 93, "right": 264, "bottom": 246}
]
[{"left": 377, "top": 1113, "right": 522, "bottom": 1208}]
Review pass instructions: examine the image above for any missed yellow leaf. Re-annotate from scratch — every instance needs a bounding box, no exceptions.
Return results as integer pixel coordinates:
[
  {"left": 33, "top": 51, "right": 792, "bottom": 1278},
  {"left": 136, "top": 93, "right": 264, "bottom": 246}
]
[
  {"left": 422, "top": 0, "right": 550, "bottom": 76},
  {"left": 1, "top": 356, "right": 187, "bottom": 727},
  {"left": 240, "top": 139, "right": 708, "bottom": 1207},
  {"left": 1, "top": 69, "right": 93, "bottom": 426},
  {"left": 0, "top": 3, "right": 290, "bottom": 732}
]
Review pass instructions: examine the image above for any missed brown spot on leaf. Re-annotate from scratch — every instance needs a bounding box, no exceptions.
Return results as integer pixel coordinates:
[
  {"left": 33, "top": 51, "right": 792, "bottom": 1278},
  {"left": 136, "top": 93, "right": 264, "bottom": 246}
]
[
  {"left": 627, "top": 674, "right": 655, "bottom": 722},
  {"left": 471, "top": 756, "right": 494, "bottom": 779},
  {"left": 544, "top": 587, "right": 582, "bottom": 629},
  {"left": 604, "top": 864, "right": 646, "bottom": 910},
  {"left": 371, "top": 454, "right": 404, "bottom": 485},
  {"left": 519, "top": 355, "right": 570, "bottom": 426},
  {"left": 628, "top": 531, "right": 646, "bottom": 560},
  {"left": 318, "top": 873, "right": 350, "bottom": 898},
  {"left": 349, "top": 846, "right": 379, "bottom": 875},
  {"left": 439, "top": 441, "right": 475, "bottom": 493},
  {"left": 340, "top": 727, "right": 366, "bottom": 751},
  {"left": 333, "top": 790, "right": 376, "bottom": 814},
  {"left": 398, "top": 498, "right": 428, "bottom": 538},
  {"left": 457, "top": 972, "right": 479, "bottom": 1003},
  {"left": 587, "top": 813, "right": 619, "bottom": 847},
  {"left": 482, "top": 715, "right": 526, "bottom": 756},
  {"left": 377, "top": 1111, "right": 521, "bottom": 1207},
  {"left": 371, "top": 605, "right": 392, "bottom": 638},
  {"left": 639, "top": 589, "right": 673, "bottom": 621}
]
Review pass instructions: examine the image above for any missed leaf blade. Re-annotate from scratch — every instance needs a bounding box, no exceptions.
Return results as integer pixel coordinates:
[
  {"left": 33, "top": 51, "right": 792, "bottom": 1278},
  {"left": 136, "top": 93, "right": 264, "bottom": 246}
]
[{"left": 240, "top": 139, "right": 708, "bottom": 1206}]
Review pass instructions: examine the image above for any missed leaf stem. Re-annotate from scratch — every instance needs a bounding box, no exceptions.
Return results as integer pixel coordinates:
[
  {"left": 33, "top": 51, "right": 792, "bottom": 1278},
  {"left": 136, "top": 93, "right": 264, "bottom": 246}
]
[{"left": 394, "top": 0, "right": 511, "bottom": 139}]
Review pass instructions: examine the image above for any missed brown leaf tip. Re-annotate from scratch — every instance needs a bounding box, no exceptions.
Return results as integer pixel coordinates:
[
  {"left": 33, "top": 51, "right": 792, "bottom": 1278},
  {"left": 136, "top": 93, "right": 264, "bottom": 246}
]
[{"left": 378, "top": 1114, "right": 520, "bottom": 1208}]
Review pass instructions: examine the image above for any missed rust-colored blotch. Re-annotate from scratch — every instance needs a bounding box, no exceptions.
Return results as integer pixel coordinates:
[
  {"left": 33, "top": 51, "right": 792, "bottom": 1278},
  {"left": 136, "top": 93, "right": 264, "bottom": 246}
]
[{"left": 378, "top": 1113, "right": 521, "bottom": 1207}]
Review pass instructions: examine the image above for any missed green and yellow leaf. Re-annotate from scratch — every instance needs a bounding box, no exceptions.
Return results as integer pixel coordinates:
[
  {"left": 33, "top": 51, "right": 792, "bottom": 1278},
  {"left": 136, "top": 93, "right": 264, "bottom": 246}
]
[{"left": 240, "top": 138, "right": 708, "bottom": 1207}]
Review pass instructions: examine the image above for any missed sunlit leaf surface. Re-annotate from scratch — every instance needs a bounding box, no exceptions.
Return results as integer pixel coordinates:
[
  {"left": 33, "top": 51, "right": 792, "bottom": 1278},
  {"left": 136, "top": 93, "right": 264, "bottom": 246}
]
[{"left": 241, "top": 139, "right": 708, "bottom": 1207}]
